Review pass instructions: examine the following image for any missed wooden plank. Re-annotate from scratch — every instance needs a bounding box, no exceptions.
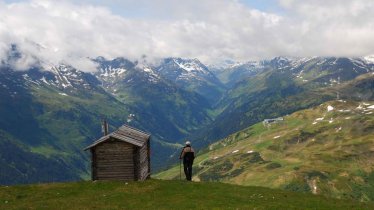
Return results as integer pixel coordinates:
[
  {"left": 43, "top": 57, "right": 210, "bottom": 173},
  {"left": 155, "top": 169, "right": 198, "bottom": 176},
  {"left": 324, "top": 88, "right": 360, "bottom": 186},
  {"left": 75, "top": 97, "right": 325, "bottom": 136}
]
[
  {"left": 96, "top": 161, "right": 133, "bottom": 165},
  {"left": 96, "top": 149, "right": 133, "bottom": 153},
  {"left": 96, "top": 176, "right": 134, "bottom": 179},
  {"left": 97, "top": 177, "right": 133, "bottom": 180},
  {"left": 97, "top": 162, "right": 134, "bottom": 166},
  {"left": 96, "top": 152, "right": 132, "bottom": 155},
  {"left": 91, "top": 149, "right": 97, "bottom": 181},
  {"left": 96, "top": 164, "right": 133, "bottom": 167},
  {"left": 96, "top": 157, "right": 132, "bottom": 161},
  {"left": 97, "top": 172, "right": 133, "bottom": 176},
  {"left": 97, "top": 168, "right": 134, "bottom": 171},
  {"left": 97, "top": 166, "right": 134, "bottom": 172},
  {"left": 96, "top": 149, "right": 133, "bottom": 154},
  {"left": 97, "top": 155, "right": 132, "bottom": 158},
  {"left": 96, "top": 149, "right": 133, "bottom": 152},
  {"left": 96, "top": 153, "right": 129, "bottom": 156},
  {"left": 96, "top": 161, "right": 132, "bottom": 164},
  {"left": 97, "top": 177, "right": 134, "bottom": 181},
  {"left": 97, "top": 172, "right": 134, "bottom": 175},
  {"left": 95, "top": 141, "right": 133, "bottom": 149},
  {"left": 97, "top": 171, "right": 134, "bottom": 175},
  {"left": 96, "top": 156, "right": 132, "bottom": 160},
  {"left": 97, "top": 167, "right": 133, "bottom": 170},
  {"left": 118, "top": 125, "right": 150, "bottom": 136},
  {"left": 97, "top": 172, "right": 134, "bottom": 176},
  {"left": 97, "top": 174, "right": 133, "bottom": 177},
  {"left": 97, "top": 166, "right": 134, "bottom": 170},
  {"left": 97, "top": 164, "right": 133, "bottom": 167},
  {"left": 97, "top": 175, "right": 134, "bottom": 179},
  {"left": 96, "top": 154, "right": 133, "bottom": 157},
  {"left": 96, "top": 160, "right": 133, "bottom": 164},
  {"left": 116, "top": 128, "right": 149, "bottom": 139},
  {"left": 96, "top": 156, "right": 133, "bottom": 161},
  {"left": 133, "top": 147, "right": 139, "bottom": 181},
  {"left": 96, "top": 145, "right": 133, "bottom": 149},
  {"left": 96, "top": 158, "right": 133, "bottom": 162},
  {"left": 139, "top": 164, "right": 148, "bottom": 171},
  {"left": 96, "top": 141, "right": 131, "bottom": 146}
]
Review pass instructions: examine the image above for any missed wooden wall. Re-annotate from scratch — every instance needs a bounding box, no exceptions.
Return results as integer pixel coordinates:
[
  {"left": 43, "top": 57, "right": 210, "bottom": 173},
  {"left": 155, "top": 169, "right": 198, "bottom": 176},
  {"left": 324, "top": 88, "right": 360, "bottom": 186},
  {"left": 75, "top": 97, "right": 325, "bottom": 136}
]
[
  {"left": 92, "top": 140, "right": 135, "bottom": 181},
  {"left": 136, "top": 139, "right": 150, "bottom": 181}
]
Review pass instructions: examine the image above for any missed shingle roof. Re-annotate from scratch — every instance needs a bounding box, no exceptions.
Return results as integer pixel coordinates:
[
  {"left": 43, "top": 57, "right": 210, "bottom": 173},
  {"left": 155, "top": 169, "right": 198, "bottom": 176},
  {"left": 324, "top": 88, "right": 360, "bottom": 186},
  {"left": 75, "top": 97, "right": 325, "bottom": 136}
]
[{"left": 84, "top": 125, "right": 150, "bottom": 150}]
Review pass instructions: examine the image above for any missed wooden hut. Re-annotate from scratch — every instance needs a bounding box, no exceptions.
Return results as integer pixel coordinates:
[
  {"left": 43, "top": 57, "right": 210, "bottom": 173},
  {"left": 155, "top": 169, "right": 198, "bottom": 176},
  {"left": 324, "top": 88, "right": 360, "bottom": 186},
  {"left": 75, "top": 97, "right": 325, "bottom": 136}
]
[{"left": 84, "top": 124, "right": 151, "bottom": 181}]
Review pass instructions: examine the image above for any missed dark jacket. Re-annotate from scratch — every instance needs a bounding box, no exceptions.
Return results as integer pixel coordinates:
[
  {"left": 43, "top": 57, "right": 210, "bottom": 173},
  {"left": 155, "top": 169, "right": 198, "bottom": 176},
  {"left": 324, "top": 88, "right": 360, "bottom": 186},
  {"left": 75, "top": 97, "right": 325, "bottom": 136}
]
[{"left": 180, "top": 146, "right": 195, "bottom": 162}]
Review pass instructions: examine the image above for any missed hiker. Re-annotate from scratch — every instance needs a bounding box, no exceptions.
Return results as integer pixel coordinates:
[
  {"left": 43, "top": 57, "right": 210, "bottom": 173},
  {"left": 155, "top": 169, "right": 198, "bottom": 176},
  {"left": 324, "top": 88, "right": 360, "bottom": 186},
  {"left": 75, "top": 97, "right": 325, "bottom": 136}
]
[{"left": 179, "top": 141, "right": 195, "bottom": 181}]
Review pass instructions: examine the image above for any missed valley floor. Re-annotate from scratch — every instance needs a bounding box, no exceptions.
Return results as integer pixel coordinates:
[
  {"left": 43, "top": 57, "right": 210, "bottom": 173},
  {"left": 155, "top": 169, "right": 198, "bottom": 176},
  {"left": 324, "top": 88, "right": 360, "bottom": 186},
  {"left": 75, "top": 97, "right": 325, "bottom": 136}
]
[{"left": 0, "top": 179, "right": 373, "bottom": 210}]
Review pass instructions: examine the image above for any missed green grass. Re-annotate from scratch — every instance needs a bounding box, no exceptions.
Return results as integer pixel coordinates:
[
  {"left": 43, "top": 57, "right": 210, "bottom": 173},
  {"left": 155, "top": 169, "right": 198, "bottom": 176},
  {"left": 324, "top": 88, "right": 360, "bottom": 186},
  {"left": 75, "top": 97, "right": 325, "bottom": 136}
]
[
  {"left": 1, "top": 179, "right": 373, "bottom": 210},
  {"left": 157, "top": 100, "right": 374, "bottom": 201}
]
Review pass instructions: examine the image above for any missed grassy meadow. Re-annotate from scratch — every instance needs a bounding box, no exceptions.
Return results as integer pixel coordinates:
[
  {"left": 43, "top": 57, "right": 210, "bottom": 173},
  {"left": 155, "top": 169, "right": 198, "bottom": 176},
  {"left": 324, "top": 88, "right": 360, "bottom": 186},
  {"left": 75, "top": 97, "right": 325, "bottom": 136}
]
[
  {"left": 156, "top": 100, "right": 374, "bottom": 201},
  {"left": 1, "top": 179, "right": 373, "bottom": 210}
]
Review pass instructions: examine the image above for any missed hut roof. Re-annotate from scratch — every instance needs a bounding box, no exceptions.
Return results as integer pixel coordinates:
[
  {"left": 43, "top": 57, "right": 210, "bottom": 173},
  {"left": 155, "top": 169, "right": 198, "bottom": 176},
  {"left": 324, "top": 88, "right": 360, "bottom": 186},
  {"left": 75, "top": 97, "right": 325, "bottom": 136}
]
[{"left": 84, "top": 125, "right": 150, "bottom": 150}]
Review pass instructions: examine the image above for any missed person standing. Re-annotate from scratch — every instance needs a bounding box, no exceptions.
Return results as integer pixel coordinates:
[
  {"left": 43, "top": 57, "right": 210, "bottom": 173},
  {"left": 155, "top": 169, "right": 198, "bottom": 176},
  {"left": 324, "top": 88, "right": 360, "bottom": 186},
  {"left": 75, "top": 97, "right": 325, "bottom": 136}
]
[{"left": 179, "top": 141, "right": 195, "bottom": 181}]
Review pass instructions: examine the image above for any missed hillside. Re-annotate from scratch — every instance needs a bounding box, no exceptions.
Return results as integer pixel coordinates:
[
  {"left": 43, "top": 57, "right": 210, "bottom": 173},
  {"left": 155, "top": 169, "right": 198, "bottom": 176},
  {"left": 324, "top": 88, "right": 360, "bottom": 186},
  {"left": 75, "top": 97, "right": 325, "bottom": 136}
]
[
  {"left": 1, "top": 54, "right": 373, "bottom": 185},
  {"left": 191, "top": 58, "right": 374, "bottom": 147},
  {"left": 1, "top": 180, "right": 373, "bottom": 210},
  {"left": 0, "top": 55, "right": 215, "bottom": 184},
  {"left": 156, "top": 100, "right": 374, "bottom": 201},
  {"left": 0, "top": 65, "right": 132, "bottom": 184}
]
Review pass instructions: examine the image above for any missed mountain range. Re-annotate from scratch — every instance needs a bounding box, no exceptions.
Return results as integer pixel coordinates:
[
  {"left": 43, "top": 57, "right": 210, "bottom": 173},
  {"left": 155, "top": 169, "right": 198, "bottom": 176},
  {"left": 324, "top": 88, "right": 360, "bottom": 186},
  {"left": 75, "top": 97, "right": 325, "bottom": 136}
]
[{"left": 1, "top": 45, "right": 373, "bottom": 190}]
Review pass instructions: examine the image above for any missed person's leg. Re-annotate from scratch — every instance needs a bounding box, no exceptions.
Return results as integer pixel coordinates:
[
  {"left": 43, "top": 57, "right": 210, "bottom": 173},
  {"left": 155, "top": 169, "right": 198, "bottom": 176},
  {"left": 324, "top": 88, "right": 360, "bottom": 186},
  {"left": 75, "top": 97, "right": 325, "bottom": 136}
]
[
  {"left": 183, "top": 162, "right": 189, "bottom": 180},
  {"left": 187, "top": 162, "right": 193, "bottom": 181}
]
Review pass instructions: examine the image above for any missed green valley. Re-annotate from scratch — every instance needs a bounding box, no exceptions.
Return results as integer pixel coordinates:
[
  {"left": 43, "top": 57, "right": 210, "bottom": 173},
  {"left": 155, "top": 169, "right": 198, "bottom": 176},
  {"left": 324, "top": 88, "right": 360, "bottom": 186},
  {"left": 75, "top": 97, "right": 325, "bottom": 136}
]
[
  {"left": 1, "top": 55, "right": 373, "bottom": 189},
  {"left": 156, "top": 100, "right": 374, "bottom": 201}
]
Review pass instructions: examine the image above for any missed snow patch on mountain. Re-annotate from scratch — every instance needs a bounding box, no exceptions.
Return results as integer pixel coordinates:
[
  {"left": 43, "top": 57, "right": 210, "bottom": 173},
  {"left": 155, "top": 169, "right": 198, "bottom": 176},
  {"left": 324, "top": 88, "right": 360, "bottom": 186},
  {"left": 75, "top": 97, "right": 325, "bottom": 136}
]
[
  {"left": 290, "top": 57, "right": 317, "bottom": 70},
  {"left": 363, "top": 55, "right": 374, "bottom": 64},
  {"left": 136, "top": 63, "right": 160, "bottom": 83},
  {"left": 100, "top": 67, "right": 127, "bottom": 78},
  {"left": 208, "top": 60, "right": 242, "bottom": 70},
  {"left": 172, "top": 58, "right": 207, "bottom": 74},
  {"left": 156, "top": 57, "right": 218, "bottom": 85},
  {"left": 20, "top": 64, "right": 95, "bottom": 91}
]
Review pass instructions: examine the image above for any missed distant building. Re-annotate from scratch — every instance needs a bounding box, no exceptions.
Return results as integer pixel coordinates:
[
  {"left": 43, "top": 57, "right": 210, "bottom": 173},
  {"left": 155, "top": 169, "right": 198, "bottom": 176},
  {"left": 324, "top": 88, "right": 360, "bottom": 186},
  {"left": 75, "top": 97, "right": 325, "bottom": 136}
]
[
  {"left": 263, "top": 117, "right": 284, "bottom": 126},
  {"left": 84, "top": 124, "right": 151, "bottom": 181}
]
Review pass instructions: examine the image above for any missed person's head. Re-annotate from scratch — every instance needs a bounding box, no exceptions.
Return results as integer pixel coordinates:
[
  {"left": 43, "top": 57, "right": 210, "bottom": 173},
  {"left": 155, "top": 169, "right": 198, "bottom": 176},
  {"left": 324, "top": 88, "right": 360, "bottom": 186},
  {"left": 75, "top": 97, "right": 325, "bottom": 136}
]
[{"left": 185, "top": 141, "right": 191, "bottom": 146}]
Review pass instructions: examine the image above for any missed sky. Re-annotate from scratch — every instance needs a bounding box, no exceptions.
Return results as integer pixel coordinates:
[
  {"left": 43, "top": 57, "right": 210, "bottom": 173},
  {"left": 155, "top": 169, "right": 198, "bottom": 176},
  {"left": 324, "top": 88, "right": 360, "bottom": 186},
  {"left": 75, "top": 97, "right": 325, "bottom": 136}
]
[{"left": 1, "top": 0, "right": 374, "bottom": 71}]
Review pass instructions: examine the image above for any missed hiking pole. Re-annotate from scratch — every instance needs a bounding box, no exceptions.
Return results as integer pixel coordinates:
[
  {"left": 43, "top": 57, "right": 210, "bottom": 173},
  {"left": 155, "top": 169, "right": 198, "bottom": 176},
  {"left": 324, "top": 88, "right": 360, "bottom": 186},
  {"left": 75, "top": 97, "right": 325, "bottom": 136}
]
[{"left": 179, "top": 159, "right": 182, "bottom": 180}]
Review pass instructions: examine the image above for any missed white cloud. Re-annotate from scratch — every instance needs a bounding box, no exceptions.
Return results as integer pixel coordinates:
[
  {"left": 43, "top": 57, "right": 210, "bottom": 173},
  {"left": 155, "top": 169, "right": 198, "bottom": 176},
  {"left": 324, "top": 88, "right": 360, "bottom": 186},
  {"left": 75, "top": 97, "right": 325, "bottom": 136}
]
[{"left": 0, "top": 0, "right": 374, "bottom": 71}]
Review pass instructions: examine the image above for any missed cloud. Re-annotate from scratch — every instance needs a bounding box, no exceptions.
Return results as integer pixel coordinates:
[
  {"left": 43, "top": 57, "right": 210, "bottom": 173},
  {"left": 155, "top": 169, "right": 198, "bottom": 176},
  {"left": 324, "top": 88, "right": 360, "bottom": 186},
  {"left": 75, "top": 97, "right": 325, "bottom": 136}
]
[
  {"left": 0, "top": 0, "right": 373, "bottom": 71},
  {"left": 276, "top": 0, "right": 374, "bottom": 56}
]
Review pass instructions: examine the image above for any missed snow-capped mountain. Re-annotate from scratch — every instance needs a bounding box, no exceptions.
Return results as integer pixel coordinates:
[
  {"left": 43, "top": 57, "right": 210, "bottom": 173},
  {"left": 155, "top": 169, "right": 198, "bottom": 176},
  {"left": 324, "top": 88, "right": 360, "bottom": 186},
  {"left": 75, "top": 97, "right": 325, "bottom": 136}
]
[
  {"left": 93, "top": 57, "right": 163, "bottom": 97},
  {"left": 91, "top": 56, "right": 213, "bottom": 138},
  {"left": 155, "top": 57, "right": 225, "bottom": 103},
  {"left": 363, "top": 55, "right": 374, "bottom": 64},
  {"left": 156, "top": 57, "right": 218, "bottom": 82},
  {"left": 20, "top": 64, "right": 101, "bottom": 96},
  {"left": 212, "top": 60, "right": 265, "bottom": 86},
  {"left": 207, "top": 60, "right": 242, "bottom": 71},
  {"left": 215, "top": 57, "right": 374, "bottom": 86},
  {"left": 2, "top": 52, "right": 374, "bottom": 186}
]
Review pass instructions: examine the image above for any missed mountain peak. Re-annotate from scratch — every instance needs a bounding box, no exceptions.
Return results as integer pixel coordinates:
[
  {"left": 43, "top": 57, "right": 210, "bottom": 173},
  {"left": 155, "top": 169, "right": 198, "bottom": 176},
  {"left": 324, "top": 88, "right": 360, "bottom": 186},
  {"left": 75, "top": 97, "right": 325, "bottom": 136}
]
[
  {"left": 169, "top": 57, "right": 208, "bottom": 74},
  {"left": 363, "top": 55, "right": 374, "bottom": 64}
]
